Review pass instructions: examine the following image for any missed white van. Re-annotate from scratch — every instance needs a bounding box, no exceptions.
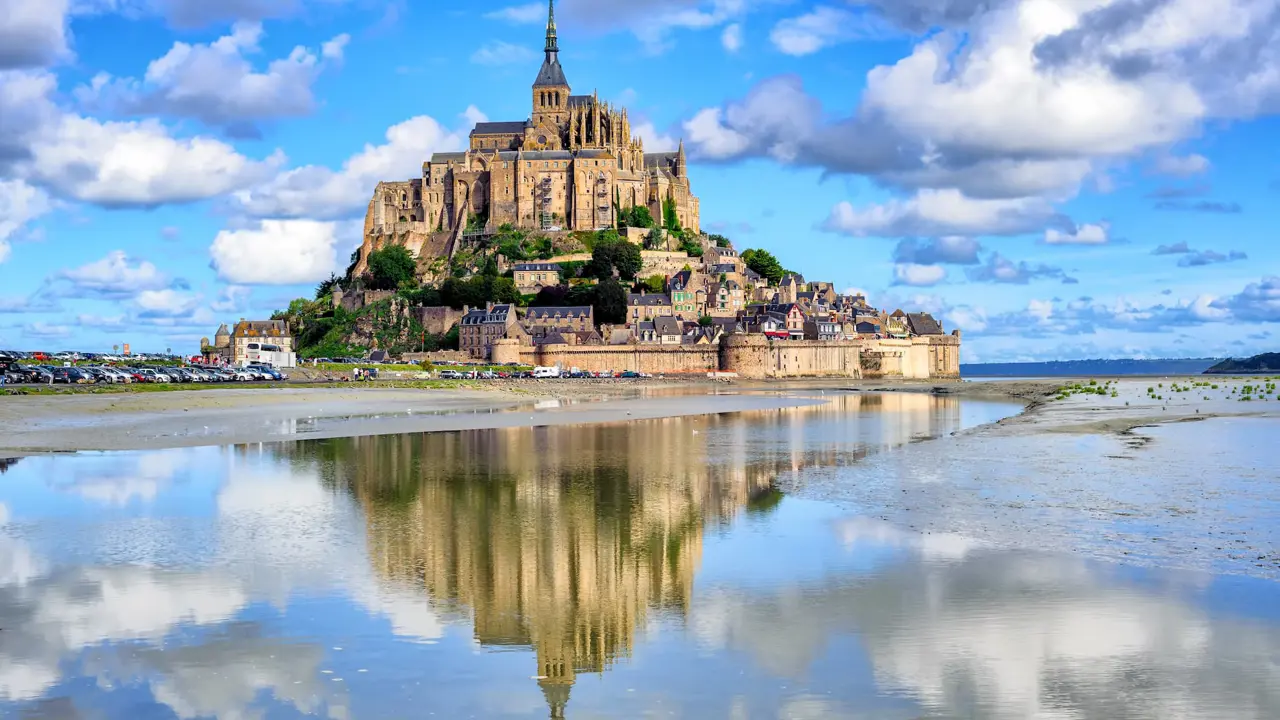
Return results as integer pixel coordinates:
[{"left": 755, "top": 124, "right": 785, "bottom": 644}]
[{"left": 532, "top": 366, "right": 561, "bottom": 379}]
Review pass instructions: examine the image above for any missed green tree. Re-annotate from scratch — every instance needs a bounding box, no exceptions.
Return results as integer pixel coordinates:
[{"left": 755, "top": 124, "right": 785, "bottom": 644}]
[
  {"left": 620, "top": 204, "right": 656, "bottom": 229},
  {"left": 708, "top": 233, "right": 731, "bottom": 248},
  {"left": 366, "top": 245, "right": 418, "bottom": 290},
  {"left": 315, "top": 274, "right": 340, "bottom": 300},
  {"left": 678, "top": 230, "right": 703, "bottom": 258},
  {"left": 698, "top": 315, "right": 715, "bottom": 327},
  {"left": 662, "top": 193, "right": 681, "bottom": 232},
  {"left": 586, "top": 232, "right": 642, "bottom": 281},
  {"left": 637, "top": 274, "right": 666, "bottom": 294},
  {"left": 742, "top": 248, "right": 785, "bottom": 285},
  {"left": 593, "top": 279, "right": 627, "bottom": 325}
]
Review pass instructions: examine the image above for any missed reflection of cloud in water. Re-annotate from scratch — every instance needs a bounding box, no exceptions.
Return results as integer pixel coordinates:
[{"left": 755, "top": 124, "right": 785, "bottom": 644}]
[
  {"left": 47, "top": 451, "right": 195, "bottom": 506},
  {"left": 214, "top": 452, "right": 447, "bottom": 642},
  {"left": 81, "top": 624, "right": 346, "bottom": 720},
  {"left": 690, "top": 527, "right": 1280, "bottom": 719},
  {"left": 0, "top": 564, "right": 245, "bottom": 702},
  {"left": 834, "top": 516, "right": 977, "bottom": 561}
]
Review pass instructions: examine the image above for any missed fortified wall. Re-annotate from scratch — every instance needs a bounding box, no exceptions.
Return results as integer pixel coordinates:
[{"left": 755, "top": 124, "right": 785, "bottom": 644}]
[{"left": 492, "top": 333, "right": 961, "bottom": 380}]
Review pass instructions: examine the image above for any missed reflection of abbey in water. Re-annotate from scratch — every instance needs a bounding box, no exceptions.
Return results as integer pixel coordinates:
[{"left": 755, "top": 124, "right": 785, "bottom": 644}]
[
  {"left": 281, "top": 393, "right": 962, "bottom": 717},
  {"left": 309, "top": 421, "right": 782, "bottom": 718}
]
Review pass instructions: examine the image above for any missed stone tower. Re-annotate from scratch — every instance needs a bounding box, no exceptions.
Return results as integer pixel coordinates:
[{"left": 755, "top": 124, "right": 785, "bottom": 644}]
[
  {"left": 531, "top": 0, "right": 569, "bottom": 132},
  {"left": 214, "top": 323, "right": 231, "bottom": 349}
]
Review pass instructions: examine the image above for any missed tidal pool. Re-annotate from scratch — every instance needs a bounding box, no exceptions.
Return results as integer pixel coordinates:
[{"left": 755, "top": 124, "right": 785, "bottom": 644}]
[{"left": 1, "top": 391, "right": 1277, "bottom": 719}]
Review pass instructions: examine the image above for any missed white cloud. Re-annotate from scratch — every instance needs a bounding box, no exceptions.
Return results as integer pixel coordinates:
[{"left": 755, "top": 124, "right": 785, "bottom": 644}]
[
  {"left": 484, "top": 3, "right": 545, "bottom": 23},
  {"left": 1154, "top": 153, "right": 1210, "bottom": 176},
  {"left": 0, "top": 0, "right": 71, "bottom": 69},
  {"left": 1044, "top": 222, "right": 1110, "bottom": 245},
  {"left": 721, "top": 23, "right": 743, "bottom": 52},
  {"left": 470, "top": 40, "right": 539, "bottom": 66},
  {"left": 684, "top": 108, "right": 752, "bottom": 159},
  {"left": 234, "top": 113, "right": 476, "bottom": 220},
  {"left": 822, "top": 189, "right": 1057, "bottom": 238},
  {"left": 770, "top": 6, "right": 886, "bottom": 56},
  {"left": 209, "top": 220, "right": 342, "bottom": 285},
  {"left": 57, "top": 251, "right": 171, "bottom": 297},
  {"left": 134, "top": 288, "right": 201, "bottom": 317},
  {"left": 321, "top": 33, "right": 350, "bottom": 61},
  {"left": 210, "top": 285, "right": 252, "bottom": 313},
  {"left": 632, "top": 121, "right": 678, "bottom": 152},
  {"left": 894, "top": 263, "right": 947, "bottom": 287},
  {"left": 28, "top": 115, "right": 282, "bottom": 207},
  {"left": 22, "top": 321, "right": 72, "bottom": 338},
  {"left": 78, "top": 23, "right": 343, "bottom": 132},
  {"left": 0, "top": 180, "right": 50, "bottom": 264}
]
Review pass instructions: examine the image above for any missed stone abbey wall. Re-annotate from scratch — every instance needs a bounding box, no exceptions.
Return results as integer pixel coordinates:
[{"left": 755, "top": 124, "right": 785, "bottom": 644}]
[{"left": 492, "top": 334, "right": 961, "bottom": 380}]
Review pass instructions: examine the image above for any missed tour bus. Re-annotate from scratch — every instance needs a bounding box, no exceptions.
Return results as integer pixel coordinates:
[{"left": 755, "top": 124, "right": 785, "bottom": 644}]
[
  {"left": 240, "top": 342, "right": 297, "bottom": 369},
  {"left": 532, "top": 366, "right": 561, "bottom": 379}
]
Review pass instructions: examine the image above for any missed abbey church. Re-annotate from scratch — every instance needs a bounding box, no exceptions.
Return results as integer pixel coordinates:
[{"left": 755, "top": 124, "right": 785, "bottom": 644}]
[{"left": 363, "top": 0, "right": 700, "bottom": 250}]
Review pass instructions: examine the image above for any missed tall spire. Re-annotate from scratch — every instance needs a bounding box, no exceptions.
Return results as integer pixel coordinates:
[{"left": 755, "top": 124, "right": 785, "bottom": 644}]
[{"left": 545, "top": 0, "right": 558, "bottom": 55}]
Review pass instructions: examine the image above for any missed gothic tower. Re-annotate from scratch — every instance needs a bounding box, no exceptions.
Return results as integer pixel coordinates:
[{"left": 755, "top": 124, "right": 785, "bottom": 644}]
[{"left": 531, "top": 0, "right": 570, "bottom": 132}]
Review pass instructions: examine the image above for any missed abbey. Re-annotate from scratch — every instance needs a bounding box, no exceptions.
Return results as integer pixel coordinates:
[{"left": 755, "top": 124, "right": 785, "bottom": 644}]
[{"left": 363, "top": 0, "right": 699, "bottom": 244}]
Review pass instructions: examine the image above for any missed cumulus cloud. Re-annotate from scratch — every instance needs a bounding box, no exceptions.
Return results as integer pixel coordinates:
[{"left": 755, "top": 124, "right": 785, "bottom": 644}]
[
  {"left": 0, "top": 0, "right": 71, "bottom": 70},
  {"left": 721, "top": 23, "right": 743, "bottom": 52},
  {"left": 1043, "top": 222, "right": 1110, "bottom": 245},
  {"left": 0, "top": 179, "right": 51, "bottom": 264},
  {"left": 56, "top": 251, "right": 172, "bottom": 299},
  {"left": 894, "top": 263, "right": 947, "bottom": 287},
  {"left": 822, "top": 190, "right": 1060, "bottom": 238},
  {"left": 681, "top": 0, "right": 1280, "bottom": 237},
  {"left": 233, "top": 112, "right": 477, "bottom": 220},
  {"left": 471, "top": 40, "right": 538, "bottom": 66},
  {"left": 892, "top": 236, "right": 981, "bottom": 265},
  {"left": 966, "top": 253, "right": 1075, "bottom": 285},
  {"left": 770, "top": 7, "right": 892, "bottom": 56},
  {"left": 22, "top": 321, "right": 72, "bottom": 339},
  {"left": 1178, "top": 249, "right": 1248, "bottom": 268},
  {"left": 209, "top": 220, "right": 344, "bottom": 285},
  {"left": 210, "top": 285, "right": 252, "bottom": 313},
  {"left": 1217, "top": 277, "right": 1280, "bottom": 322},
  {"left": 77, "top": 23, "right": 346, "bottom": 135}
]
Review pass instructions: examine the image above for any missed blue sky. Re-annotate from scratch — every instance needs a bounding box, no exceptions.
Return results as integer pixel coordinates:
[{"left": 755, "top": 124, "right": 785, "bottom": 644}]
[{"left": 0, "top": 0, "right": 1277, "bottom": 362}]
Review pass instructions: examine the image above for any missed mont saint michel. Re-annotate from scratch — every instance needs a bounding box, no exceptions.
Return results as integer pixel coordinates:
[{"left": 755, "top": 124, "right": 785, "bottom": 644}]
[{"left": 361, "top": 0, "right": 699, "bottom": 259}]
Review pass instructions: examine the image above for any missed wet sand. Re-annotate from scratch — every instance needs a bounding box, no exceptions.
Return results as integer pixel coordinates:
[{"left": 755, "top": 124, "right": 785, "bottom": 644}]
[
  {"left": 798, "top": 376, "right": 1280, "bottom": 579},
  {"left": 0, "top": 382, "right": 832, "bottom": 456}
]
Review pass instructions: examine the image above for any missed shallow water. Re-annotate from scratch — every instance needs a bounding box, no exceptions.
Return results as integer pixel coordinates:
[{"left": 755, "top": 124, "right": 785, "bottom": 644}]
[{"left": 2, "top": 392, "right": 1278, "bottom": 719}]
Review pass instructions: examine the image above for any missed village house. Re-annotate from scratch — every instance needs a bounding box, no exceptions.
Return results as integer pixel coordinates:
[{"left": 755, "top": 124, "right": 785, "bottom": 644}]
[
  {"left": 707, "top": 280, "right": 745, "bottom": 317},
  {"left": 512, "top": 263, "right": 562, "bottom": 293},
  {"left": 459, "top": 304, "right": 525, "bottom": 359},
  {"left": 669, "top": 269, "right": 708, "bottom": 320},
  {"left": 804, "top": 315, "right": 842, "bottom": 341},
  {"left": 205, "top": 320, "right": 296, "bottom": 366},
  {"left": 627, "top": 291, "right": 673, "bottom": 323},
  {"left": 524, "top": 306, "right": 594, "bottom": 338},
  {"left": 906, "top": 312, "right": 945, "bottom": 336},
  {"left": 634, "top": 316, "right": 682, "bottom": 345}
]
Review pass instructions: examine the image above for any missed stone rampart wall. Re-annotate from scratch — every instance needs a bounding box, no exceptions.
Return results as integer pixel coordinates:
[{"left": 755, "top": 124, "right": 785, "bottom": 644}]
[{"left": 492, "top": 334, "right": 960, "bottom": 379}]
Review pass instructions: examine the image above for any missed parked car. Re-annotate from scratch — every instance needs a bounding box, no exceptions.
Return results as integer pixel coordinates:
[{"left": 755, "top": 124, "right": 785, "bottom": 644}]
[{"left": 51, "top": 368, "right": 89, "bottom": 384}]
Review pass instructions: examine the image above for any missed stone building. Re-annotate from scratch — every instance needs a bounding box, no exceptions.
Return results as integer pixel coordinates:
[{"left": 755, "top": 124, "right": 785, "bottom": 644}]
[
  {"left": 524, "top": 306, "right": 593, "bottom": 338},
  {"left": 358, "top": 0, "right": 701, "bottom": 275},
  {"left": 459, "top": 304, "right": 525, "bottom": 359},
  {"left": 669, "top": 269, "right": 707, "bottom": 320},
  {"left": 627, "top": 292, "right": 673, "bottom": 323},
  {"left": 513, "top": 263, "right": 562, "bottom": 293},
  {"left": 706, "top": 280, "right": 745, "bottom": 318}
]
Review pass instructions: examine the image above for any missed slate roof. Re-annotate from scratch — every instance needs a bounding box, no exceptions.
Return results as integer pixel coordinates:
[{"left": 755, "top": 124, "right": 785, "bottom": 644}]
[
  {"left": 576, "top": 149, "right": 615, "bottom": 159},
  {"left": 526, "top": 306, "right": 592, "bottom": 321},
  {"left": 514, "top": 263, "right": 562, "bottom": 273},
  {"left": 628, "top": 293, "right": 672, "bottom": 307},
  {"left": 472, "top": 121, "right": 528, "bottom": 135},
  {"left": 653, "top": 316, "right": 682, "bottom": 336},
  {"left": 534, "top": 55, "right": 568, "bottom": 87},
  {"left": 780, "top": 273, "right": 805, "bottom": 286},
  {"left": 643, "top": 152, "right": 678, "bottom": 169},
  {"left": 711, "top": 263, "right": 738, "bottom": 275},
  {"left": 907, "top": 312, "right": 944, "bottom": 336},
  {"left": 568, "top": 95, "right": 594, "bottom": 107},
  {"left": 460, "top": 305, "right": 516, "bottom": 326},
  {"left": 430, "top": 152, "right": 467, "bottom": 163}
]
